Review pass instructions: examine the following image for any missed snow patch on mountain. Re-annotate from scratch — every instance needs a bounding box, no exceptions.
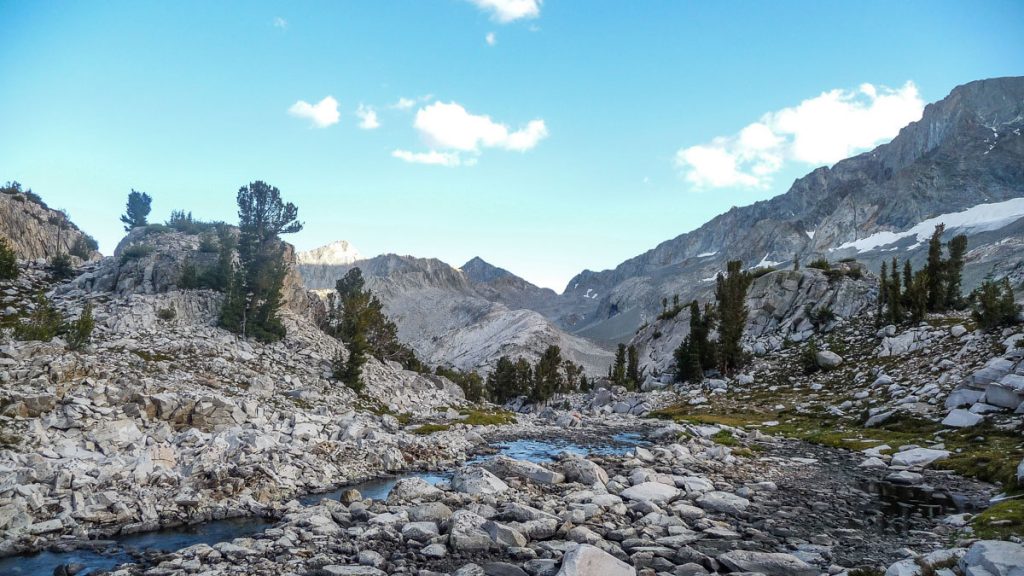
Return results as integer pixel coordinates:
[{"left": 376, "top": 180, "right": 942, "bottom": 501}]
[{"left": 836, "top": 197, "right": 1024, "bottom": 253}]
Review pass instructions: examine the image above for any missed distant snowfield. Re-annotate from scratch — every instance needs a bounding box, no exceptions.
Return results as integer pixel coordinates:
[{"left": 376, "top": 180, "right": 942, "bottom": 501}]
[{"left": 835, "top": 197, "right": 1024, "bottom": 253}]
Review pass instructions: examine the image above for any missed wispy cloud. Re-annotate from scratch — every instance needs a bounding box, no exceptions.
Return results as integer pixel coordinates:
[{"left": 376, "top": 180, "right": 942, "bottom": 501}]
[
  {"left": 675, "top": 81, "right": 924, "bottom": 189},
  {"left": 355, "top": 104, "right": 380, "bottom": 130},
  {"left": 467, "top": 0, "right": 541, "bottom": 23},
  {"left": 391, "top": 149, "right": 468, "bottom": 167},
  {"left": 393, "top": 100, "right": 548, "bottom": 166},
  {"left": 273, "top": 17, "right": 287, "bottom": 29},
  {"left": 485, "top": 32, "right": 497, "bottom": 46},
  {"left": 288, "top": 96, "right": 340, "bottom": 128}
]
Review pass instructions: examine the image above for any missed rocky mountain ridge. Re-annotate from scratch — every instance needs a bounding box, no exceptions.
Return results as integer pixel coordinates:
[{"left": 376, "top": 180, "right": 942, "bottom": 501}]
[
  {"left": 298, "top": 253, "right": 613, "bottom": 375},
  {"left": 544, "top": 77, "right": 1024, "bottom": 343}
]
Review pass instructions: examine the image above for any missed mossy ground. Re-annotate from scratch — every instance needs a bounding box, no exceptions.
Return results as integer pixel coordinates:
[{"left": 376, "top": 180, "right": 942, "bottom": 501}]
[{"left": 972, "top": 498, "right": 1024, "bottom": 539}]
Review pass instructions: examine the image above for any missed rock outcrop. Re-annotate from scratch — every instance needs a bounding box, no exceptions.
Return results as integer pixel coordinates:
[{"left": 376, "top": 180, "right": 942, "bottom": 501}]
[{"left": 0, "top": 187, "right": 100, "bottom": 261}]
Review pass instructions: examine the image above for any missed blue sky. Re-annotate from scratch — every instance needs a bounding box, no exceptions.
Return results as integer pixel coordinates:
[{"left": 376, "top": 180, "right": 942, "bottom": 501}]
[{"left": 1, "top": 1, "right": 1022, "bottom": 291}]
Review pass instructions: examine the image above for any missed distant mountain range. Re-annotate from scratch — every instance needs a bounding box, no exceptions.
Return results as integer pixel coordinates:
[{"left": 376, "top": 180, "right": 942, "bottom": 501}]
[{"left": 279, "top": 77, "right": 1024, "bottom": 375}]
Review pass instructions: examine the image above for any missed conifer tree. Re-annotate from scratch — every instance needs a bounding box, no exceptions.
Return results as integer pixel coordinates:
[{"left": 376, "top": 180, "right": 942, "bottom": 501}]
[
  {"left": 120, "top": 190, "right": 152, "bottom": 231},
  {"left": 876, "top": 260, "right": 888, "bottom": 324},
  {"left": 612, "top": 344, "right": 627, "bottom": 386},
  {"left": 945, "top": 234, "right": 968, "bottom": 309},
  {"left": 715, "top": 260, "right": 752, "bottom": 375},
  {"left": 221, "top": 181, "right": 302, "bottom": 342},
  {"left": 0, "top": 237, "right": 17, "bottom": 281},
  {"left": 531, "top": 345, "right": 564, "bottom": 403},
  {"left": 887, "top": 257, "right": 904, "bottom": 324},
  {"left": 925, "top": 224, "right": 946, "bottom": 312},
  {"left": 626, "top": 344, "right": 640, "bottom": 389}
]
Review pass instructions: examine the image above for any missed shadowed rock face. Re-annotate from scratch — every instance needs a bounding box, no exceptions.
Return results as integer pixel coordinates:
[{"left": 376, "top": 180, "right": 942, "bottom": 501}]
[
  {"left": 0, "top": 191, "right": 99, "bottom": 261},
  {"left": 298, "top": 253, "right": 613, "bottom": 375},
  {"left": 542, "top": 77, "right": 1024, "bottom": 343}
]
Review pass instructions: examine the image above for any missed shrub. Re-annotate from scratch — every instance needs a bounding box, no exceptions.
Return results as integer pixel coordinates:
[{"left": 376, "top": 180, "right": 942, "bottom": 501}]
[
  {"left": 198, "top": 232, "right": 218, "bottom": 253},
  {"left": 807, "top": 258, "right": 831, "bottom": 271},
  {"left": 69, "top": 235, "right": 98, "bottom": 259},
  {"left": 49, "top": 253, "right": 74, "bottom": 279},
  {"left": 178, "top": 260, "right": 199, "bottom": 289},
  {"left": 838, "top": 257, "right": 857, "bottom": 263},
  {"left": 657, "top": 305, "right": 684, "bottom": 321},
  {"left": 167, "top": 210, "right": 222, "bottom": 235},
  {"left": 971, "top": 278, "right": 1021, "bottom": 330},
  {"left": 66, "top": 302, "right": 95, "bottom": 351},
  {"left": 800, "top": 337, "right": 820, "bottom": 375},
  {"left": 845, "top": 267, "right": 863, "bottom": 280},
  {"left": 0, "top": 237, "right": 17, "bottom": 281},
  {"left": 120, "top": 244, "right": 154, "bottom": 264},
  {"left": 14, "top": 293, "right": 64, "bottom": 341},
  {"left": 141, "top": 224, "right": 171, "bottom": 236},
  {"left": 750, "top": 266, "right": 776, "bottom": 279},
  {"left": 806, "top": 304, "right": 836, "bottom": 330},
  {"left": 156, "top": 307, "right": 176, "bottom": 321}
]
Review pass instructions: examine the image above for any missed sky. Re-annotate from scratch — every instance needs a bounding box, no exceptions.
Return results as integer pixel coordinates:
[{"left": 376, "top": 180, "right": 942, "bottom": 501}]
[{"left": 1, "top": 1, "right": 1022, "bottom": 291}]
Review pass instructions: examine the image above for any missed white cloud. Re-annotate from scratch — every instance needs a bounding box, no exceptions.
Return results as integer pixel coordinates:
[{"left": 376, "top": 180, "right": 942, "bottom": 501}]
[
  {"left": 675, "top": 81, "right": 924, "bottom": 190},
  {"left": 273, "top": 17, "right": 287, "bottom": 29},
  {"left": 288, "top": 96, "right": 340, "bottom": 128},
  {"left": 355, "top": 104, "right": 380, "bottom": 130},
  {"left": 468, "top": 0, "right": 541, "bottom": 23},
  {"left": 393, "top": 97, "right": 416, "bottom": 110},
  {"left": 391, "top": 149, "right": 469, "bottom": 167},
  {"left": 413, "top": 101, "right": 547, "bottom": 152},
  {"left": 486, "top": 32, "right": 497, "bottom": 46}
]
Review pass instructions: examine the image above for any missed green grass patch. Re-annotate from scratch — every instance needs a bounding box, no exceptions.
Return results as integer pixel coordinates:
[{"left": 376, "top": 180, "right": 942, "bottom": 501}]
[
  {"left": 972, "top": 498, "right": 1024, "bottom": 539},
  {"left": 460, "top": 408, "right": 517, "bottom": 426},
  {"left": 711, "top": 430, "right": 739, "bottom": 446},
  {"left": 411, "top": 423, "right": 452, "bottom": 435}
]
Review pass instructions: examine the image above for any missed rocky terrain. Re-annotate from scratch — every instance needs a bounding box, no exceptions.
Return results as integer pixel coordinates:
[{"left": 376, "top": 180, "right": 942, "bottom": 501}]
[
  {"left": 2, "top": 77, "right": 1024, "bottom": 576},
  {"left": 298, "top": 253, "right": 612, "bottom": 376},
  {"left": 0, "top": 186, "right": 99, "bottom": 262}
]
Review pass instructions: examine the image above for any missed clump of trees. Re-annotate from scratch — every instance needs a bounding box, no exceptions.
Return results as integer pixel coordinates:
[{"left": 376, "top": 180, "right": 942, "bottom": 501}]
[
  {"left": 672, "top": 260, "right": 752, "bottom": 382},
  {"left": 219, "top": 181, "right": 303, "bottom": 343},
  {"left": 13, "top": 293, "right": 95, "bottom": 350},
  {"left": 328, "top": 267, "right": 423, "bottom": 392},
  {"left": 486, "top": 345, "right": 588, "bottom": 405},
  {"left": 436, "top": 366, "right": 485, "bottom": 402},
  {"left": 877, "top": 224, "right": 968, "bottom": 325},
  {"left": 1, "top": 237, "right": 19, "bottom": 281},
  {"left": 971, "top": 278, "right": 1020, "bottom": 330},
  {"left": 120, "top": 190, "right": 152, "bottom": 231},
  {"left": 609, "top": 344, "right": 643, "bottom": 389}
]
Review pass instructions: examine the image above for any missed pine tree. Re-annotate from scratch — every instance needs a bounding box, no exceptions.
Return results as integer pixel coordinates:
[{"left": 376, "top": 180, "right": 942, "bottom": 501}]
[
  {"left": 0, "top": 237, "right": 19, "bottom": 281},
  {"left": 120, "top": 190, "right": 152, "bottom": 231},
  {"left": 612, "top": 344, "right": 627, "bottom": 386},
  {"left": 925, "top": 224, "right": 946, "bottom": 312},
  {"left": 945, "top": 234, "right": 968, "bottom": 309},
  {"left": 487, "top": 356, "right": 519, "bottom": 404},
  {"left": 715, "top": 260, "right": 752, "bottom": 375},
  {"left": 971, "top": 278, "right": 1021, "bottom": 330},
  {"left": 224, "top": 181, "right": 302, "bottom": 342},
  {"left": 887, "top": 257, "right": 904, "bottom": 324},
  {"left": 626, "top": 344, "right": 640, "bottom": 390},
  {"left": 876, "top": 260, "right": 888, "bottom": 324},
  {"left": 908, "top": 269, "right": 929, "bottom": 323},
  {"left": 531, "top": 345, "right": 564, "bottom": 403},
  {"left": 66, "top": 302, "right": 95, "bottom": 351}
]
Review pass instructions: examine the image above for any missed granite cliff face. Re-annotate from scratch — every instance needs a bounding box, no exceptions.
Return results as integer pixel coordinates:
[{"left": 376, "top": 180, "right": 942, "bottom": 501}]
[
  {"left": 298, "top": 253, "right": 613, "bottom": 375},
  {"left": 550, "top": 77, "right": 1024, "bottom": 343},
  {"left": 0, "top": 188, "right": 99, "bottom": 261},
  {"left": 631, "top": 264, "right": 878, "bottom": 375}
]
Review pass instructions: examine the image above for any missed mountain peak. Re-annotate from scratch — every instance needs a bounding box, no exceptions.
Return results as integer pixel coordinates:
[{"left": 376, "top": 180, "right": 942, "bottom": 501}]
[
  {"left": 297, "top": 240, "right": 363, "bottom": 266},
  {"left": 461, "top": 256, "right": 512, "bottom": 283}
]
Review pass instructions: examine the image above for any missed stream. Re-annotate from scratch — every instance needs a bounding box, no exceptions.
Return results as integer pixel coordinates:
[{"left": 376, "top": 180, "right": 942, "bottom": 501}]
[{"left": 0, "top": 433, "right": 647, "bottom": 575}]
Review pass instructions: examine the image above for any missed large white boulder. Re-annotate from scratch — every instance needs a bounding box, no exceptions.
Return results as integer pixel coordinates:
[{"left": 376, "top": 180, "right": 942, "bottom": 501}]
[
  {"left": 556, "top": 544, "right": 636, "bottom": 576},
  {"left": 451, "top": 466, "right": 508, "bottom": 495},
  {"left": 942, "top": 408, "right": 984, "bottom": 428},
  {"left": 890, "top": 448, "right": 950, "bottom": 468},
  {"left": 619, "top": 481, "right": 679, "bottom": 503},
  {"left": 717, "top": 550, "right": 818, "bottom": 576},
  {"left": 960, "top": 540, "right": 1024, "bottom": 576}
]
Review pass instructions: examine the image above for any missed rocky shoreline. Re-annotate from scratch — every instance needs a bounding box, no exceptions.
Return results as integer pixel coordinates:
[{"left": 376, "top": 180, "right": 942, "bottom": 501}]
[{"left": 10, "top": 415, "right": 1012, "bottom": 576}]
